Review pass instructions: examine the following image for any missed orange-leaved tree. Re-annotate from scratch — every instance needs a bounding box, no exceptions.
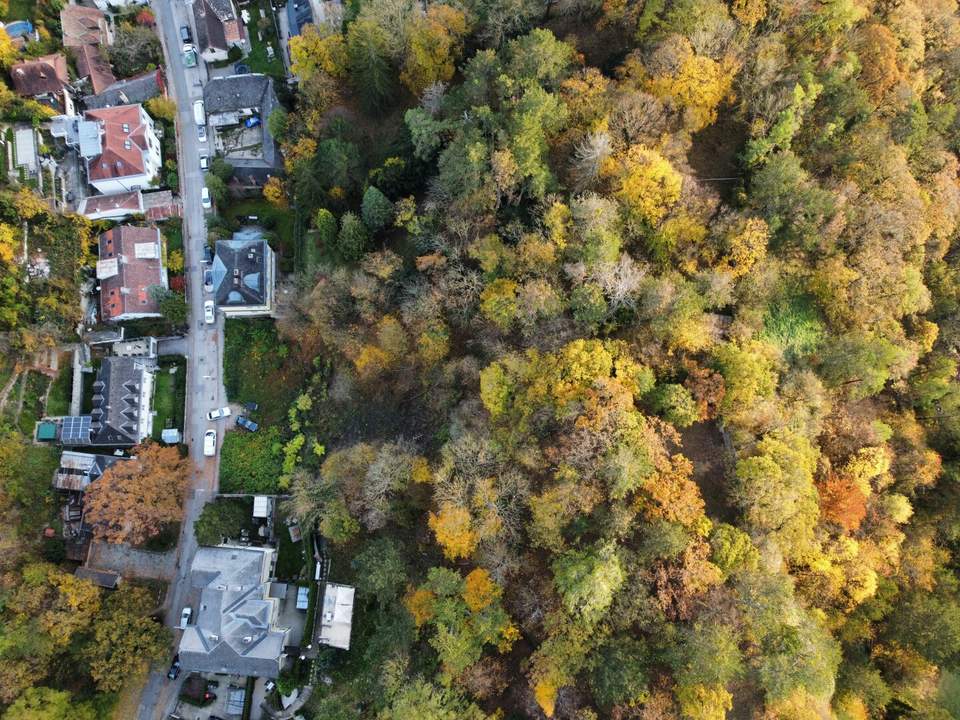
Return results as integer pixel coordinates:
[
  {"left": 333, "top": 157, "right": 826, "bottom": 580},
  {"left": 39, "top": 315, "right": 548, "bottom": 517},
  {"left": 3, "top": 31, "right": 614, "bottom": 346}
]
[{"left": 84, "top": 443, "right": 187, "bottom": 545}]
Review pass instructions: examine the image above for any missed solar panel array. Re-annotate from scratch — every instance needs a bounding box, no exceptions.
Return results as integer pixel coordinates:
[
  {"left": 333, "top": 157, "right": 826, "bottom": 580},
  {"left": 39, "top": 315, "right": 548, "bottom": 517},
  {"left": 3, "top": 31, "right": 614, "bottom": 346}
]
[{"left": 61, "top": 416, "right": 91, "bottom": 445}]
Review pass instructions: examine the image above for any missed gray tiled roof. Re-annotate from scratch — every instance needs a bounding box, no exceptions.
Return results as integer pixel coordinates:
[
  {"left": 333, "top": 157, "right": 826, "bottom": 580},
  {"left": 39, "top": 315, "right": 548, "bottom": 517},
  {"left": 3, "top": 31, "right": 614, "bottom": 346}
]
[
  {"left": 88, "top": 356, "right": 154, "bottom": 447},
  {"left": 179, "top": 546, "right": 287, "bottom": 678},
  {"left": 212, "top": 232, "right": 270, "bottom": 308},
  {"left": 203, "top": 74, "right": 280, "bottom": 170},
  {"left": 84, "top": 70, "right": 164, "bottom": 110}
]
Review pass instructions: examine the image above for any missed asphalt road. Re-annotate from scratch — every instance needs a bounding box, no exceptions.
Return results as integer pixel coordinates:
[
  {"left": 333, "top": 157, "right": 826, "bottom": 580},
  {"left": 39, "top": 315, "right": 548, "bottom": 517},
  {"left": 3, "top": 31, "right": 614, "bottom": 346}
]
[{"left": 137, "top": 1, "right": 228, "bottom": 717}]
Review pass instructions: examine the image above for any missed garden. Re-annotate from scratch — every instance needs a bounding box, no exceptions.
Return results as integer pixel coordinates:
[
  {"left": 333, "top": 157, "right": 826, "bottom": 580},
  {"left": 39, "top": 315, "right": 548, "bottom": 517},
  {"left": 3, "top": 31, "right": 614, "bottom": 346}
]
[
  {"left": 151, "top": 359, "right": 186, "bottom": 442},
  {"left": 194, "top": 496, "right": 259, "bottom": 546}
]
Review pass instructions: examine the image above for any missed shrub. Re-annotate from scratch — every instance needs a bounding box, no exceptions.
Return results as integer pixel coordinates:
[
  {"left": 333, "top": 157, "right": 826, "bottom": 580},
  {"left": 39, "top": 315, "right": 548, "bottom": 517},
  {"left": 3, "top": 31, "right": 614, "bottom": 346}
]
[{"left": 219, "top": 427, "right": 283, "bottom": 493}]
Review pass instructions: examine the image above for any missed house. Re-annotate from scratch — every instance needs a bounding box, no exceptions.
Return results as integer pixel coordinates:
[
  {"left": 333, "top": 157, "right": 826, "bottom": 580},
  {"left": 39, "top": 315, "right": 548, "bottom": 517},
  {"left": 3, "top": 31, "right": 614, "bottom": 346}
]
[
  {"left": 193, "top": 0, "right": 245, "bottom": 63},
  {"left": 178, "top": 546, "right": 290, "bottom": 678},
  {"left": 75, "top": 567, "right": 121, "bottom": 589},
  {"left": 212, "top": 229, "right": 276, "bottom": 317},
  {"left": 51, "top": 104, "right": 162, "bottom": 195},
  {"left": 91, "top": 0, "right": 146, "bottom": 12},
  {"left": 84, "top": 69, "right": 165, "bottom": 110},
  {"left": 75, "top": 44, "right": 117, "bottom": 96},
  {"left": 52, "top": 450, "right": 130, "bottom": 491},
  {"left": 58, "top": 356, "right": 156, "bottom": 447},
  {"left": 112, "top": 336, "right": 158, "bottom": 358},
  {"left": 10, "top": 54, "right": 74, "bottom": 114},
  {"left": 60, "top": 5, "right": 112, "bottom": 48},
  {"left": 78, "top": 188, "right": 180, "bottom": 221},
  {"left": 203, "top": 74, "right": 281, "bottom": 183},
  {"left": 316, "top": 583, "right": 355, "bottom": 650},
  {"left": 97, "top": 225, "right": 167, "bottom": 323}
]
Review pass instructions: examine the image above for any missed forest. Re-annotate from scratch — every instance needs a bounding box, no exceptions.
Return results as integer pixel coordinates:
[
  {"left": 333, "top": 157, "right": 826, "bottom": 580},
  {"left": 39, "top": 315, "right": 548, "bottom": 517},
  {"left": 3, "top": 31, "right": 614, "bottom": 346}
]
[{"left": 264, "top": 0, "right": 960, "bottom": 717}]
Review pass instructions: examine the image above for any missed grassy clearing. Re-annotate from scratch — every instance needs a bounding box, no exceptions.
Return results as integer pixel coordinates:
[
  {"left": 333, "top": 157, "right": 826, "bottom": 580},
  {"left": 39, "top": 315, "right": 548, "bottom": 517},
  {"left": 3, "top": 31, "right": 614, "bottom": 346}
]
[
  {"left": 152, "top": 359, "right": 186, "bottom": 441},
  {"left": 759, "top": 291, "right": 825, "bottom": 362},
  {"left": 46, "top": 356, "right": 72, "bottom": 417}
]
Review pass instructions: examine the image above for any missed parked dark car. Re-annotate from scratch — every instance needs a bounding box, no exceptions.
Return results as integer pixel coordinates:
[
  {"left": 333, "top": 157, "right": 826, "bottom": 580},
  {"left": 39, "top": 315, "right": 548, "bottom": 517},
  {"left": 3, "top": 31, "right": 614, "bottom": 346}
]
[
  {"left": 166, "top": 655, "right": 181, "bottom": 680},
  {"left": 243, "top": 401, "right": 259, "bottom": 411},
  {"left": 203, "top": 244, "right": 214, "bottom": 264},
  {"left": 236, "top": 416, "right": 259, "bottom": 432}
]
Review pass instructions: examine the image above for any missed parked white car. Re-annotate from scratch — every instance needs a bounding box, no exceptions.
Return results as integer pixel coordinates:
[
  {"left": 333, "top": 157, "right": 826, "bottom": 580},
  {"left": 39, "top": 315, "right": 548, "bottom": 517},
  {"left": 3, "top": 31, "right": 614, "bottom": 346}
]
[
  {"left": 199, "top": 154, "right": 209, "bottom": 171},
  {"left": 206, "top": 406, "right": 232, "bottom": 421},
  {"left": 203, "top": 429, "right": 217, "bottom": 456},
  {"left": 201, "top": 186, "right": 211, "bottom": 209},
  {"left": 180, "top": 606, "right": 192, "bottom": 627},
  {"left": 197, "top": 124, "right": 207, "bottom": 143},
  {"left": 203, "top": 299, "right": 215, "bottom": 324}
]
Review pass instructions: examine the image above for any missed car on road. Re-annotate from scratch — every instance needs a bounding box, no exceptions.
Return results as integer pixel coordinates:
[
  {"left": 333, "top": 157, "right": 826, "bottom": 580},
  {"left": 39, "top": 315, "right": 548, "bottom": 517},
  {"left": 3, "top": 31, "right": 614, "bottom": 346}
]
[
  {"left": 203, "top": 429, "right": 217, "bottom": 456},
  {"left": 203, "top": 299, "right": 215, "bottom": 324},
  {"left": 167, "top": 654, "right": 181, "bottom": 680},
  {"left": 244, "top": 401, "right": 259, "bottom": 411},
  {"left": 206, "top": 406, "right": 232, "bottom": 421},
  {"left": 200, "top": 154, "right": 209, "bottom": 171},
  {"left": 180, "top": 25, "right": 191, "bottom": 42},
  {"left": 180, "top": 606, "right": 192, "bottom": 627},
  {"left": 201, "top": 186, "right": 211, "bottom": 209},
  {"left": 204, "top": 269, "right": 213, "bottom": 293},
  {"left": 182, "top": 43, "right": 197, "bottom": 68},
  {"left": 198, "top": 124, "right": 207, "bottom": 143},
  {"left": 236, "top": 416, "right": 259, "bottom": 432},
  {"left": 203, "top": 244, "right": 214, "bottom": 264}
]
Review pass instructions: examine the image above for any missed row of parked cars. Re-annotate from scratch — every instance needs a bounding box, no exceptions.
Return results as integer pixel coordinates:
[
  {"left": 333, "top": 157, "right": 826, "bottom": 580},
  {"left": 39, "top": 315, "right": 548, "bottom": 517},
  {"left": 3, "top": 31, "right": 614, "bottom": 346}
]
[{"left": 202, "top": 402, "right": 259, "bottom": 457}]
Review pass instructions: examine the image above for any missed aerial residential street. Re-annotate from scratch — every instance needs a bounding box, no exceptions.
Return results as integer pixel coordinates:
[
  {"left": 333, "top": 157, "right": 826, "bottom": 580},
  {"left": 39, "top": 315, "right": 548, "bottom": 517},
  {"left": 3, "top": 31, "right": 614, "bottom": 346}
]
[{"left": 137, "top": 2, "right": 228, "bottom": 717}]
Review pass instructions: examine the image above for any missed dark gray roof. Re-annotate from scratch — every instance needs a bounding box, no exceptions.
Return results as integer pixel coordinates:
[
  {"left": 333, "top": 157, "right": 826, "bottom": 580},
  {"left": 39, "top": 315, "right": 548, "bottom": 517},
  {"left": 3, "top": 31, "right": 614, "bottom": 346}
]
[
  {"left": 203, "top": 74, "right": 280, "bottom": 170},
  {"left": 212, "top": 232, "right": 269, "bottom": 308},
  {"left": 193, "top": 0, "right": 227, "bottom": 53},
  {"left": 75, "top": 566, "right": 121, "bottom": 588},
  {"left": 84, "top": 70, "right": 164, "bottom": 110},
  {"left": 88, "top": 356, "right": 154, "bottom": 447}
]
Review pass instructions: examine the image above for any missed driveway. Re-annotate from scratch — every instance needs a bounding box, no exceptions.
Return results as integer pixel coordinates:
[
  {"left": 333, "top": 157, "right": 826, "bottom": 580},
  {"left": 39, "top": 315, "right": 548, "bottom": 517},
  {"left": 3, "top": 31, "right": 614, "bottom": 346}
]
[{"left": 137, "top": 0, "right": 228, "bottom": 717}]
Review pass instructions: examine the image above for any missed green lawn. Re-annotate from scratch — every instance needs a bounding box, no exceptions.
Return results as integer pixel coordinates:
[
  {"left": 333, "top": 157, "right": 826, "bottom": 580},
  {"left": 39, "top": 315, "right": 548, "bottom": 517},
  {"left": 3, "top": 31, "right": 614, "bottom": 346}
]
[
  {"left": 245, "top": 1, "right": 286, "bottom": 78},
  {"left": 152, "top": 360, "right": 186, "bottom": 441},
  {"left": 46, "top": 357, "right": 72, "bottom": 417},
  {"left": 162, "top": 218, "right": 183, "bottom": 254},
  {"left": 275, "top": 514, "right": 307, "bottom": 581}
]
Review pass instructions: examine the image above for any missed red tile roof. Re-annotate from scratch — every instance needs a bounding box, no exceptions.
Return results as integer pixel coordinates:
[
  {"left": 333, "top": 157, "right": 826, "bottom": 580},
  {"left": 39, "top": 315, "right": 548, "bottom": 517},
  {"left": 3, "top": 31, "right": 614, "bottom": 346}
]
[
  {"left": 85, "top": 105, "right": 150, "bottom": 182},
  {"left": 75, "top": 44, "right": 116, "bottom": 95},
  {"left": 81, "top": 191, "right": 142, "bottom": 217},
  {"left": 60, "top": 5, "right": 109, "bottom": 47},
  {"left": 10, "top": 54, "right": 69, "bottom": 97},
  {"left": 98, "top": 226, "right": 165, "bottom": 320}
]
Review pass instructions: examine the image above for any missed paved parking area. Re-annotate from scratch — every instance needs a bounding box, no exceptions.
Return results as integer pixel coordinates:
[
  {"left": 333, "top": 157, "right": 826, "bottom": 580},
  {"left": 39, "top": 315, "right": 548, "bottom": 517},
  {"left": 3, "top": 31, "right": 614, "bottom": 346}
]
[
  {"left": 87, "top": 540, "right": 176, "bottom": 581},
  {"left": 173, "top": 674, "right": 248, "bottom": 719}
]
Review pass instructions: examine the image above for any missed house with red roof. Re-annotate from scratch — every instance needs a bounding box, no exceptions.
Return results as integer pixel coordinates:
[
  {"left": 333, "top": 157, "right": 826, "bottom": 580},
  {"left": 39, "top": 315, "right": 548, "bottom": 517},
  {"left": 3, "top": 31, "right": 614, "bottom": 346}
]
[
  {"left": 75, "top": 44, "right": 116, "bottom": 95},
  {"left": 96, "top": 225, "right": 167, "bottom": 322},
  {"left": 60, "top": 5, "right": 112, "bottom": 48},
  {"left": 10, "top": 54, "right": 75, "bottom": 114},
  {"left": 51, "top": 103, "right": 161, "bottom": 195}
]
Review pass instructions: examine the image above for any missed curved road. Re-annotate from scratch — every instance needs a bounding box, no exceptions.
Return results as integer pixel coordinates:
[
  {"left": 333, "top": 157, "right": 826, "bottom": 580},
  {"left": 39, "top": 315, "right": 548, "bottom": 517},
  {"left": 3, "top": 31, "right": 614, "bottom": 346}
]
[{"left": 137, "top": 1, "right": 228, "bottom": 717}]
